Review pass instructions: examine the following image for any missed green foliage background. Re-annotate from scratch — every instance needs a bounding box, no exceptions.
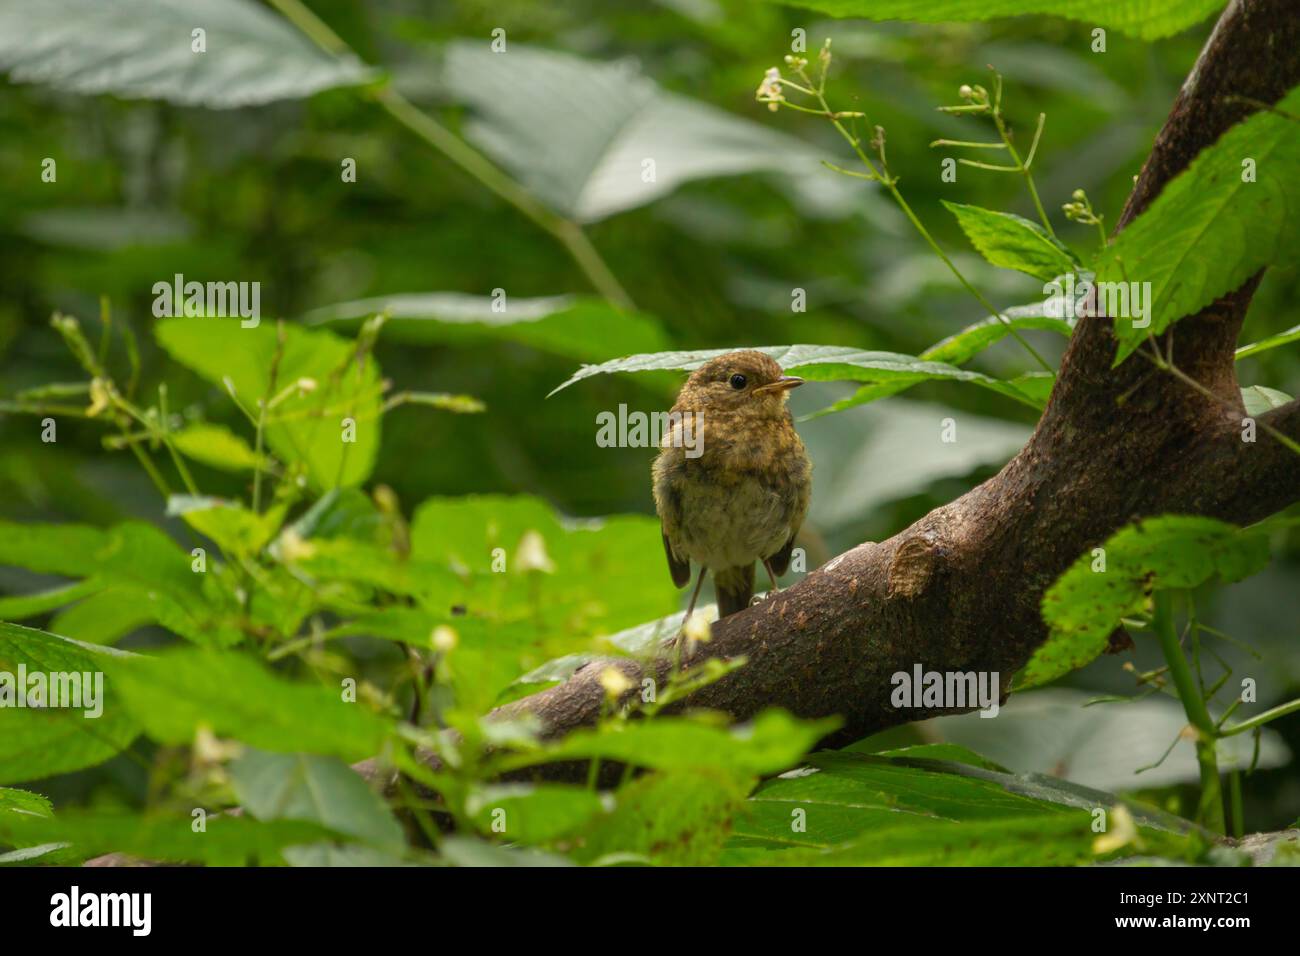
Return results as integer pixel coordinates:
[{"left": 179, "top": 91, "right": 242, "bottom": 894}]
[{"left": 0, "top": 0, "right": 1298, "bottom": 866}]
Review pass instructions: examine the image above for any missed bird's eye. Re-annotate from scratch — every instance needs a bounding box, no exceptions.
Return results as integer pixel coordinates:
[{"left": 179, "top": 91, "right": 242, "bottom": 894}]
[{"left": 729, "top": 373, "right": 747, "bottom": 390}]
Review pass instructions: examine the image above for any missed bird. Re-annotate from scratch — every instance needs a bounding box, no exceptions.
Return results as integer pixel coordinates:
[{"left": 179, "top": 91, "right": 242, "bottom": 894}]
[{"left": 652, "top": 350, "right": 812, "bottom": 631}]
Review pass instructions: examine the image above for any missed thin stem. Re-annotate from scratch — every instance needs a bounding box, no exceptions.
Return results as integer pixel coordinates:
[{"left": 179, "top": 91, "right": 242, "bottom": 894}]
[
  {"left": 1153, "top": 591, "right": 1224, "bottom": 834},
  {"left": 804, "top": 79, "right": 1054, "bottom": 374},
  {"left": 267, "top": 0, "right": 634, "bottom": 312},
  {"left": 994, "top": 108, "right": 1053, "bottom": 236},
  {"left": 1219, "top": 697, "right": 1300, "bottom": 736}
]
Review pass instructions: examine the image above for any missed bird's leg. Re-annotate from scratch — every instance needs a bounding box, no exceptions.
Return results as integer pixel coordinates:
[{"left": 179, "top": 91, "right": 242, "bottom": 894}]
[
  {"left": 674, "top": 567, "right": 708, "bottom": 668},
  {"left": 749, "top": 558, "right": 781, "bottom": 606}
]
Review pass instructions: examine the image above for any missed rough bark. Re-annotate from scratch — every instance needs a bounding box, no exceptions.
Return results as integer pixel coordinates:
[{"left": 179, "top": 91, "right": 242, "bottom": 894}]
[{"left": 484, "top": 0, "right": 1300, "bottom": 764}]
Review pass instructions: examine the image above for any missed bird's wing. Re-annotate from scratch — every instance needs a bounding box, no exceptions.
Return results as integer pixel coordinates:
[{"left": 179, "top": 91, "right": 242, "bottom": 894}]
[{"left": 662, "top": 531, "right": 691, "bottom": 588}]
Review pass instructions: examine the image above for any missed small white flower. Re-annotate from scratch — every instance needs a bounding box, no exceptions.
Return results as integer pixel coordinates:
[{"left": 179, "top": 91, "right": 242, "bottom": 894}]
[
  {"left": 756, "top": 66, "right": 784, "bottom": 106},
  {"left": 432, "top": 625, "right": 458, "bottom": 652}
]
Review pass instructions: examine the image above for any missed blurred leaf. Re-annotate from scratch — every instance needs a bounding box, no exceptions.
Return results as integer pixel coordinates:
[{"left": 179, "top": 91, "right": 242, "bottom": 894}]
[
  {"left": 1236, "top": 322, "right": 1300, "bottom": 361},
  {"left": 170, "top": 423, "right": 264, "bottom": 473},
  {"left": 106, "top": 647, "right": 393, "bottom": 761},
  {"left": 0, "top": 581, "right": 98, "bottom": 621},
  {"left": 167, "top": 494, "right": 285, "bottom": 555},
  {"left": 49, "top": 588, "right": 157, "bottom": 645},
  {"left": 1099, "top": 84, "right": 1300, "bottom": 363},
  {"left": 1241, "top": 385, "right": 1293, "bottom": 417},
  {"left": 465, "top": 783, "right": 608, "bottom": 844},
  {"left": 442, "top": 42, "right": 837, "bottom": 222},
  {"left": 0, "top": 522, "right": 111, "bottom": 576},
  {"left": 1026, "top": 516, "right": 1270, "bottom": 688},
  {"left": 574, "top": 770, "right": 751, "bottom": 866},
  {"left": 724, "top": 748, "right": 1195, "bottom": 864},
  {"left": 0, "top": 0, "right": 372, "bottom": 108},
  {"left": 0, "top": 809, "right": 342, "bottom": 866},
  {"left": 935, "top": 688, "right": 1290, "bottom": 792},
  {"left": 18, "top": 207, "right": 192, "bottom": 251},
  {"left": 806, "top": 399, "right": 1030, "bottom": 527},
  {"left": 156, "top": 318, "right": 381, "bottom": 491},
  {"left": 766, "top": 0, "right": 1225, "bottom": 41},
  {"left": 0, "top": 622, "right": 139, "bottom": 784},
  {"left": 943, "top": 202, "right": 1078, "bottom": 282},
  {"left": 229, "top": 749, "right": 404, "bottom": 852},
  {"left": 305, "top": 294, "right": 669, "bottom": 364},
  {"left": 506, "top": 710, "right": 838, "bottom": 776}
]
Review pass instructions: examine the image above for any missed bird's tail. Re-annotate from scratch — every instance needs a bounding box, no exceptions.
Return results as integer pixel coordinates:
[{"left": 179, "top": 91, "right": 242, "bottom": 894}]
[{"left": 713, "top": 564, "right": 755, "bottom": 619}]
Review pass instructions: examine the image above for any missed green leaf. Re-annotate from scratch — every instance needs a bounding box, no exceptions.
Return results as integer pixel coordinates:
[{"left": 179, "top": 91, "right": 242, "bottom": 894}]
[
  {"left": 49, "top": 589, "right": 157, "bottom": 646},
  {"left": 1237, "top": 322, "right": 1300, "bottom": 361},
  {"left": 0, "top": 809, "right": 343, "bottom": 866},
  {"left": 156, "top": 317, "right": 381, "bottom": 491},
  {"left": 1025, "top": 516, "right": 1270, "bottom": 688},
  {"left": 105, "top": 647, "right": 393, "bottom": 762},
  {"left": 0, "top": 521, "right": 240, "bottom": 647},
  {"left": 304, "top": 294, "right": 669, "bottom": 365},
  {"left": 229, "top": 749, "right": 404, "bottom": 853},
  {"left": 0, "top": 622, "right": 140, "bottom": 784},
  {"left": 550, "top": 345, "right": 1045, "bottom": 410},
  {"left": 0, "top": 0, "right": 372, "bottom": 108},
  {"left": 464, "top": 784, "right": 609, "bottom": 844},
  {"left": 943, "top": 202, "right": 1078, "bottom": 282},
  {"left": 573, "top": 770, "right": 752, "bottom": 866},
  {"left": 505, "top": 710, "right": 838, "bottom": 777},
  {"left": 919, "top": 307, "right": 1074, "bottom": 367},
  {"left": 0, "top": 581, "right": 99, "bottom": 621},
  {"left": 762, "top": 0, "right": 1225, "bottom": 41},
  {"left": 167, "top": 495, "right": 285, "bottom": 555},
  {"left": 440, "top": 42, "right": 844, "bottom": 222},
  {"left": 724, "top": 749, "right": 1196, "bottom": 864},
  {"left": 0, "top": 522, "right": 111, "bottom": 577},
  {"left": 170, "top": 423, "right": 264, "bottom": 473},
  {"left": 1241, "top": 385, "right": 1293, "bottom": 417},
  {"left": 1099, "top": 85, "right": 1300, "bottom": 364}
]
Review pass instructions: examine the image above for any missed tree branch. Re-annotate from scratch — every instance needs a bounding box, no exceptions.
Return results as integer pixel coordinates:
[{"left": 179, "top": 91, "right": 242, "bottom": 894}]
[{"left": 475, "top": 0, "right": 1300, "bottom": 776}]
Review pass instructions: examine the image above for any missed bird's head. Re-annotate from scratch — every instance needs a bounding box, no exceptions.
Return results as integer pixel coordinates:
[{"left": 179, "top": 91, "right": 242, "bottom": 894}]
[{"left": 675, "top": 350, "right": 803, "bottom": 416}]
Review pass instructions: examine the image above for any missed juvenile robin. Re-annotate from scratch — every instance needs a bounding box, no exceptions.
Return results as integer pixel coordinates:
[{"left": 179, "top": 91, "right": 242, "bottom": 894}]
[{"left": 653, "top": 350, "right": 812, "bottom": 625}]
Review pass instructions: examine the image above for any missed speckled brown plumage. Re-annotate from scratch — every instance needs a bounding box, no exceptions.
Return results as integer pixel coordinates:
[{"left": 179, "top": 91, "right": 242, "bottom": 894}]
[{"left": 653, "top": 350, "right": 812, "bottom": 619}]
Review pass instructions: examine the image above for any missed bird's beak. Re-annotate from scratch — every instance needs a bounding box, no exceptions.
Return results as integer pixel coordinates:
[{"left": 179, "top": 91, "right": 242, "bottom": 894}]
[{"left": 755, "top": 376, "right": 804, "bottom": 395}]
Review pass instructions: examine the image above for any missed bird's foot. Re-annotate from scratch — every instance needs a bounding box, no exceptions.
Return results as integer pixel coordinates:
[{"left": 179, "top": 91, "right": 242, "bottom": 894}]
[{"left": 749, "top": 588, "right": 779, "bottom": 606}]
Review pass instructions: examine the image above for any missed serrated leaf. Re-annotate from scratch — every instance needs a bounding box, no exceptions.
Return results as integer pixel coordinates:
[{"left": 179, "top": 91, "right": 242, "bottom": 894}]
[
  {"left": 1100, "top": 85, "right": 1300, "bottom": 364},
  {"left": 0, "top": 622, "right": 140, "bottom": 784},
  {"left": 156, "top": 318, "right": 381, "bottom": 491},
  {"left": 105, "top": 647, "right": 393, "bottom": 762},
  {"left": 762, "top": 0, "right": 1225, "bottom": 41},
  {"left": 943, "top": 202, "right": 1078, "bottom": 282},
  {"left": 1026, "top": 516, "right": 1270, "bottom": 688},
  {"left": 464, "top": 783, "right": 609, "bottom": 845},
  {"left": 550, "top": 345, "right": 1046, "bottom": 410},
  {"left": 0, "top": 0, "right": 372, "bottom": 108}
]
